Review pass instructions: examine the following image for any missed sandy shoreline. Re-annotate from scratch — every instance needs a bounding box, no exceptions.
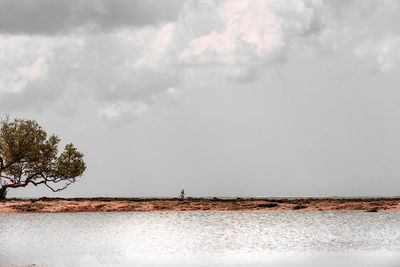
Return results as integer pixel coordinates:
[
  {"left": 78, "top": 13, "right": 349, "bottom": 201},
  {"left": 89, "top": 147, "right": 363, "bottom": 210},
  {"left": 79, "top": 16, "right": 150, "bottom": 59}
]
[{"left": 1, "top": 197, "right": 400, "bottom": 213}]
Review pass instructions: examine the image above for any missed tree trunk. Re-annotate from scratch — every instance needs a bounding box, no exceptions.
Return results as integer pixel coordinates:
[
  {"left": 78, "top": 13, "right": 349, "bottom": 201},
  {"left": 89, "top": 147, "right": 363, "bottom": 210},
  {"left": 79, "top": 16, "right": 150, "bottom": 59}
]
[{"left": 0, "top": 187, "right": 7, "bottom": 200}]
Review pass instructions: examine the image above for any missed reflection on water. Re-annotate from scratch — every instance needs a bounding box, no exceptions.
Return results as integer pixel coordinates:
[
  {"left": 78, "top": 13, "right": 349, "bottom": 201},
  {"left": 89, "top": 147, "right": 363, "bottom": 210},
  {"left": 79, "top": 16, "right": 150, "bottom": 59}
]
[{"left": 1, "top": 211, "right": 400, "bottom": 266}]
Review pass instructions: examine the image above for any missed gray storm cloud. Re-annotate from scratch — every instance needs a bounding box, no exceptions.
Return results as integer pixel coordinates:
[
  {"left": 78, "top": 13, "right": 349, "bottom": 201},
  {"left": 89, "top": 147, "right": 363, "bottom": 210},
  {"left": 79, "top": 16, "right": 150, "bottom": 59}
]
[{"left": 0, "top": 0, "right": 181, "bottom": 34}]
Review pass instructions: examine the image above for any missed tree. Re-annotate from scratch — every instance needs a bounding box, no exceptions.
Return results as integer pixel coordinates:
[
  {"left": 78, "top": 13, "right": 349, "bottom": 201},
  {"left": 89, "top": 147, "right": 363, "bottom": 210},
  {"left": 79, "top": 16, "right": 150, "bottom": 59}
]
[{"left": 0, "top": 117, "right": 86, "bottom": 199}]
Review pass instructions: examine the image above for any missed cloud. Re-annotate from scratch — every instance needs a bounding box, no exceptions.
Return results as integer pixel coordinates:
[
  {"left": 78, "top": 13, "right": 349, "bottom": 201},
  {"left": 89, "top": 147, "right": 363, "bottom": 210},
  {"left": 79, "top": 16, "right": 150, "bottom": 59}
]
[
  {"left": 376, "top": 35, "right": 400, "bottom": 72},
  {"left": 322, "top": 0, "right": 400, "bottom": 18},
  {"left": 0, "top": 0, "right": 329, "bottom": 124},
  {"left": 0, "top": 0, "right": 183, "bottom": 121},
  {"left": 179, "top": 0, "right": 324, "bottom": 81},
  {"left": 0, "top": 0, "right": 181, "bottom": 35},
  {"left": 97, "top": 102, "right": 148, "bottom": 126},
  {"left": 2, "top": 0, "right": 398, "bottom": 126},
  {"left": 0, "top": 35, "right": 54, "bottom": 94},
  {"left": 0, "top": 23, "right": 180, "bottom": 120},
  {"left": 354, "top": 34, "right": 400, "bottom": 72}
]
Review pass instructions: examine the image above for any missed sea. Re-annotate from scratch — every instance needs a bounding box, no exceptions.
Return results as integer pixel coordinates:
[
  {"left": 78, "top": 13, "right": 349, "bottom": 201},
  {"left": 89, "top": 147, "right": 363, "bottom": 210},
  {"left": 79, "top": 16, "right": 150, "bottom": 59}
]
[{"left": 1, "top": 211, "right": 400, "bottom": 266}]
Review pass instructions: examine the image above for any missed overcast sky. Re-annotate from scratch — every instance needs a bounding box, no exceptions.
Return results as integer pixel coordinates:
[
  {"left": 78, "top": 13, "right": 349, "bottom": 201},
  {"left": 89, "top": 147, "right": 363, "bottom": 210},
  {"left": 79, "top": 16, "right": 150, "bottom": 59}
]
[{"left": 2, "top": 0, "right": 400, "bottom": 198}]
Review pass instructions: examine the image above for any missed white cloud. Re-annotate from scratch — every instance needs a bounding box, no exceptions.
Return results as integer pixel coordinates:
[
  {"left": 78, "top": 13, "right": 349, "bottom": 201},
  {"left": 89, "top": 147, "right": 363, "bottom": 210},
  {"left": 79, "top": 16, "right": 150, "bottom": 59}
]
[
  {"left": 354, "top": 34, "right": 400, "bottom": 72},
  {"left": 134, "top": 23, "right": 176, "bottom": 71},
  {"left": 14, "top": 57, "right": 49, "bottom": 93},
  {"left": 0, "top": 36, "right": 54, "bottom": 94},
  {"left": 97, "top": 102, "right": 149, "bottom": 126},
  {"left": 166, "top": 87, "right": 178, "bottom": 97},
  {"left": 377, "top": 36, "right": 400, "bottom": 72},
  {"left": 179, "top": 0, "right": 324, "bottom": 80},
  {"left": 98, "top": 104, "right": 120, "bottom": 118}
]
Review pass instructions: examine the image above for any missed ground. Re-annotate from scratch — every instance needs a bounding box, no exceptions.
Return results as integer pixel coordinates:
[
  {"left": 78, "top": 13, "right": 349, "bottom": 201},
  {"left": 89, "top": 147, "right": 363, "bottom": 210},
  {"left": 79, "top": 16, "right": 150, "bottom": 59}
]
[{"left": 1, "top": 197, "right": 400, "bottom": 213}]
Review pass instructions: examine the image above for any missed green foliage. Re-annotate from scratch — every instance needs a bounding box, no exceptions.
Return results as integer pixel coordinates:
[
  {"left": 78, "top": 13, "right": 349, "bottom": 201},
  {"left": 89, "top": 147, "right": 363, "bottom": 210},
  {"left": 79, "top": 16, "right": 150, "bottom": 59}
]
[
  {"left": 55, "top": 143, "right": 86, "bottom": 179},
  {"left": 0, "top": 117, "right": 86, "bottom": 198}
]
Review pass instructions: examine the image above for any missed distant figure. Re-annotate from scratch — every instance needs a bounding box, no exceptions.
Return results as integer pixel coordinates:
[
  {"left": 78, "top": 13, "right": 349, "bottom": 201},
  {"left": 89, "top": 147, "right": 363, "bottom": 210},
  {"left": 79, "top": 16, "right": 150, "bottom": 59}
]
[{"left": 180, "top": 189, "right": 185, "bottom": 200}]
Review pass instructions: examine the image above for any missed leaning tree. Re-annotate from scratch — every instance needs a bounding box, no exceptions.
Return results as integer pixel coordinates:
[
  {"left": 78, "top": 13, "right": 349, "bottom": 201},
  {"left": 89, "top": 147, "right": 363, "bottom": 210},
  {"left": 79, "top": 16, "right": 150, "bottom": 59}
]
[{"left": 0, "top": 117, "right": 86, "bottom": 199}]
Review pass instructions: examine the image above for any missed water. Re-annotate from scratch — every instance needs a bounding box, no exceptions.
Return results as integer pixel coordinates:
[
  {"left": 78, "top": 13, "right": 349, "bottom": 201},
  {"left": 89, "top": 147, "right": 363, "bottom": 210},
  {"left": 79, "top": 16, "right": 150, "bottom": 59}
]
[{"left": 1, "top": 211, "right": 400, "bottom": 266}]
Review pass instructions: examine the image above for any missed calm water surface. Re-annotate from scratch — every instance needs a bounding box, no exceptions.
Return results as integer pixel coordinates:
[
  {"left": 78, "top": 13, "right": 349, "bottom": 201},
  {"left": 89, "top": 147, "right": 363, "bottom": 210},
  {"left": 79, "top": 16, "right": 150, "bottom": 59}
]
[{"left": 1, "top": 211, "right": 400, "bottom": 266}]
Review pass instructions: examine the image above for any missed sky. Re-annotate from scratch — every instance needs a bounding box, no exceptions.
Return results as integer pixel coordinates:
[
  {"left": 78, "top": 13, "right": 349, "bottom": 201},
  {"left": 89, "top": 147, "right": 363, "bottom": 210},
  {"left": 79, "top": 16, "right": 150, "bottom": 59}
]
[{"left": 1, "top": 0, "right": 400, "bottom": 198}]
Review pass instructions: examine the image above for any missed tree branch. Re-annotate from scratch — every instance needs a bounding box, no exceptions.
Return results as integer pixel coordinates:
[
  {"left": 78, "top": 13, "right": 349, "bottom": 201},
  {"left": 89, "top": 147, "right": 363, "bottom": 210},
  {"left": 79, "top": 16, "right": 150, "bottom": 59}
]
[
  {"left": 0, "top": 156, "right": 4, "bottom": 171},
  {"left": 24, "top": 171, "right": 44, "bottom": 183},
  {"left": 0, "top": 175, "right": 13, "bottom": 180},
  {"left": 1, "top": 171, "right": 45, "bottom": 189},
  {"left": 2, "top": 179, "right": 47, "bottom": 189},
  {"left": 30, "top": 180, "right": 47, "bottom": 186},
  {"left": 45, "top": 181, "right": 72, "bottom": 192}
]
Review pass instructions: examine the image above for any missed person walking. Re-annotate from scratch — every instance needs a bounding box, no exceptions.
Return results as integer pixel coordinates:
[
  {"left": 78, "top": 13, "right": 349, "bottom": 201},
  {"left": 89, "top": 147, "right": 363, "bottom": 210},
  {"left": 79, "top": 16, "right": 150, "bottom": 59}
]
[{"left": 179, "top": 189, "right": 185, "bottom": 200}]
